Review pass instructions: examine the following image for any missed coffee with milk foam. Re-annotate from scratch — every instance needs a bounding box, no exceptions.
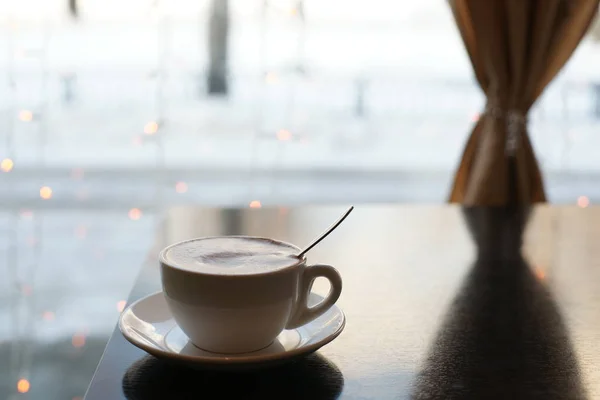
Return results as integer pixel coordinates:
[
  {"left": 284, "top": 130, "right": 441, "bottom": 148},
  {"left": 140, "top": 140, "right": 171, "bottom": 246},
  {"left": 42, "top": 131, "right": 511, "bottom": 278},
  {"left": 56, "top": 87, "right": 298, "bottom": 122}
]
[{"left": 163, "top": 237, "right": 300, "bottom": 274}]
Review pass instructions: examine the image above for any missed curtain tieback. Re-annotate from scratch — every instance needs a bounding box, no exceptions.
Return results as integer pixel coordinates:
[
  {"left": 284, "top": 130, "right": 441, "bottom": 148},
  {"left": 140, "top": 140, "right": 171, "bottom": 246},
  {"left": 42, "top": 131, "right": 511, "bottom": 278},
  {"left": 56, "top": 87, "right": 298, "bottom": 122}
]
[{"left": 485, "top": 104, "right": 527, "bottom": 157}]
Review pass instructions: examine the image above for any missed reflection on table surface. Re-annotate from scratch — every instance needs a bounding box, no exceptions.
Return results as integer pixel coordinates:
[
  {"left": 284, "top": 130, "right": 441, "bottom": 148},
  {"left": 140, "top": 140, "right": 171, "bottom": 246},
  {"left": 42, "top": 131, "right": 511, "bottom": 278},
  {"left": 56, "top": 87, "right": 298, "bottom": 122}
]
[
  {"left": 0, "top": 208, "right": 157, "bottom": 399},
  {"left": 83, "top": 205, "right": 600, "bottom": 400},
  {"left": 122, "top": 353, "right": 344, "bottom": 400}
]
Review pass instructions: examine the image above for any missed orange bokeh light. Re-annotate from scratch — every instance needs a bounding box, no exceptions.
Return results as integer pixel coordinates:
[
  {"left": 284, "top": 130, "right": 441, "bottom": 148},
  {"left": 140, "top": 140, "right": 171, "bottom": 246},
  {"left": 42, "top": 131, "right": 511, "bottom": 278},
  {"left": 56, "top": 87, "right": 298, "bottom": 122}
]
[
  {"left": 18, "top": 110, "right": 33, "bottom": 122},
  {"left": 1, "top": 158, "right": 14, "bottom": 172},
  {"left": 72, "top": 333, "right": 86, "bottom": 348},
  {"left": 128, "top": 208, "right": 142, "bottom": 220},
  {"left": 40, "top": 186, "right": 53, "bottom": 199},
  {"left": 42, "top": 311, "right": 55, "bottom": 321},
  {"left": 17, "top": 379, "right": 30, "bottom": 393},
  {"left": 577, "top": 196, "right": 590, "bottom": 208},
  {"left": 144, "top": 121, "right": 159, "bottom": 135},
  {"left": 117, "top": 300, "right": 127, "bottom": 312},
  {"left": 534, "top": 267, "right": 546, "bottom": 280},
  {"left": 249, "top": 200, "right": 262, "bottom": 208},
  {"left": 276, "top": 129, "right": 292, "bottom": 141},
  {"left": 175, "top": 181, "right": 188, "bottom": 193}
]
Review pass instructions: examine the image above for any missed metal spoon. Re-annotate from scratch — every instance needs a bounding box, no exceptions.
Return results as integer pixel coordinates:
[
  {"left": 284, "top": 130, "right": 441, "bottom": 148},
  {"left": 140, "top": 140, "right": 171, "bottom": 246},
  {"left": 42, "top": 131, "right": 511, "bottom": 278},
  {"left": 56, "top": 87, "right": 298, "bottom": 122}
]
[{"left": 297, "top": 206, "right": 354, "bottom": 258}]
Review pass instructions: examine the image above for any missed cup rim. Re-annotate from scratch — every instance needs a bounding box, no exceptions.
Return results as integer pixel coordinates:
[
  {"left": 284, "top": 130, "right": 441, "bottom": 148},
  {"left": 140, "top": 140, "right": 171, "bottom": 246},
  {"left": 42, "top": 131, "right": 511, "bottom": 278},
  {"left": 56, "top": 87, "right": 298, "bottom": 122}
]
[{"left": 159, "top": 235, "right": 305, "bottom": 278}]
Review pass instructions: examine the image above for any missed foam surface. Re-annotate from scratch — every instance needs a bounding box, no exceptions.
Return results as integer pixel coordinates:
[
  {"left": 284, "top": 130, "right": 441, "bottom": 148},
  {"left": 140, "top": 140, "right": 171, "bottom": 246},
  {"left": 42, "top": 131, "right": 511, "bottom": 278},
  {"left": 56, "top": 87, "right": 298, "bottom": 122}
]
[{"left": 163, "top": 237, "right": 300, "bottom": 274}]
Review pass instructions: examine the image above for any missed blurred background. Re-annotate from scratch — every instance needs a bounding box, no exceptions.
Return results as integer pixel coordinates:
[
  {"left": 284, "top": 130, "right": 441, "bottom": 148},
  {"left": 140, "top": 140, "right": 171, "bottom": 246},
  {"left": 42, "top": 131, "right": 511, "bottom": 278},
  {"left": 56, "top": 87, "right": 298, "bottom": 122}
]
[{"left": 0, "top": 0, "right": 599, "bottom": 398}]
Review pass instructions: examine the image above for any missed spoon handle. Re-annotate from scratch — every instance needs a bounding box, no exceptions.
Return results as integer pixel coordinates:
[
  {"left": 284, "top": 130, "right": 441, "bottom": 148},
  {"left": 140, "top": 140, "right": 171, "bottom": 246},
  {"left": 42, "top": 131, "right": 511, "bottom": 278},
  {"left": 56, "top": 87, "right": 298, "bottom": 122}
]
[{"left": 297, "top": 206, "right": 354, "bottom": 258}]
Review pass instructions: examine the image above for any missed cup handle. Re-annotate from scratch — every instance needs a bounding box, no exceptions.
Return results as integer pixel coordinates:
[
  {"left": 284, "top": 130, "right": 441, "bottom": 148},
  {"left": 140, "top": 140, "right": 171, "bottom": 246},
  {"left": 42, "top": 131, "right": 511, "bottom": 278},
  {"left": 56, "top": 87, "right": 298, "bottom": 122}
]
[{"left": 285, "top": 264, "right": 342, "bottom": 330}]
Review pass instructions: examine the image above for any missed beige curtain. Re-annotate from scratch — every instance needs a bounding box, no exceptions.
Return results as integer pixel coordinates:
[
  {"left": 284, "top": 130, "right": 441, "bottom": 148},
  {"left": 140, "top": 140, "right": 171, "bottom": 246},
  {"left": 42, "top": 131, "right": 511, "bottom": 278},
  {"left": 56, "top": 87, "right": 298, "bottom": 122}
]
[{"left": 448, "top": 0, "right": 599, "bottom": 205}]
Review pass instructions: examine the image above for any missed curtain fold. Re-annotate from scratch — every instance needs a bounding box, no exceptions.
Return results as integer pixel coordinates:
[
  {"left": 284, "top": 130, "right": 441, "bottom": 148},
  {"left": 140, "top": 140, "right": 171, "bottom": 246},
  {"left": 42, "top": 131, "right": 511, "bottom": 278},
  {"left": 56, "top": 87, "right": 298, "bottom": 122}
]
[{"left": 448, "top": 0, "right": 599, "bottom": 205}]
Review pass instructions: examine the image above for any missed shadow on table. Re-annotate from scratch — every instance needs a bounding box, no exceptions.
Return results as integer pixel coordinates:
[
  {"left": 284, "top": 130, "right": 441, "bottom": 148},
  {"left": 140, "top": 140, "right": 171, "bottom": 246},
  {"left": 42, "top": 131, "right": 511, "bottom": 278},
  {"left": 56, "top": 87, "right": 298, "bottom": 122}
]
[
  {"left": 413, "top": 207, "right": 587, "bottom": 400},
  {"left": 122, "top": 353, "right": 344, "bottom": 400}
]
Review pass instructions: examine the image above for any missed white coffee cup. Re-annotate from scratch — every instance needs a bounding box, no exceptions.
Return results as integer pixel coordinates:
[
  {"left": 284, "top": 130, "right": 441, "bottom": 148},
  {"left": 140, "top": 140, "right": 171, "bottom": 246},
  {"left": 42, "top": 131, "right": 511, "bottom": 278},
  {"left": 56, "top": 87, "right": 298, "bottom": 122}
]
[{"left": 159, "top": 236, "right": 343, "bottom": 354}]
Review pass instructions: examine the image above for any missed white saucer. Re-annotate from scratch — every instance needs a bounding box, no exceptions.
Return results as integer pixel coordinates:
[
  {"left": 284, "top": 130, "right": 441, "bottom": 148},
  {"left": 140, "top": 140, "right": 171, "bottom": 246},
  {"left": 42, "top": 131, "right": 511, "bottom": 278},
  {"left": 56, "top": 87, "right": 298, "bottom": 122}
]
[{"left": 119, "top": 291, "right": 345, "bottom": 368}]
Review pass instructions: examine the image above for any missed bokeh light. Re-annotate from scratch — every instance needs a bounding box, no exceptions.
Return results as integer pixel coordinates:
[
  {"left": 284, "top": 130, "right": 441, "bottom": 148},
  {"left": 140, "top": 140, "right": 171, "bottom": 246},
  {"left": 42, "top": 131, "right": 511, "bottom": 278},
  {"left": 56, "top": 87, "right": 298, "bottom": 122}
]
[
  {"left": 72, "top": 333, "right": 86, "bottom": 348},
  {"left": 40, "top": 186, "right": 53, "bottom": 199},
  {"left": 117, "top": 300, "right": 127, "bottom": 312},
  {"left": 1, "top": 158, "right": 14, "bottom": 172},
  {"left": 128, "top": 208, "right": 142, "bottom": 220},
  {"left": 175, "top": 181, "right": 188, "bottom": 193},
  {"left": 277, "top": 129, "right": 292, "bottom": 141},
  {"left": 249, "top": 200, "right": 262, "bottom": 208},
  {"left": 144, "top": 121, "right": 159, "bottom": 135},
  {"left": 132, "top": 135, "right": 143, "bottom": 146},
  {"left": 577, "top": 196, "right": 590, "bottom": 208},
  {"left": 42, "top": 311, "right": 55, "bottom": 321},
  {"left": 534, "top": 267, "right": 546, "bottom": 280},
  {"left": 18, "top": 110, "right": 33, "bottom": 122},
  {"left": 17, "top": 379, "right": 30, "bottom": 393}
]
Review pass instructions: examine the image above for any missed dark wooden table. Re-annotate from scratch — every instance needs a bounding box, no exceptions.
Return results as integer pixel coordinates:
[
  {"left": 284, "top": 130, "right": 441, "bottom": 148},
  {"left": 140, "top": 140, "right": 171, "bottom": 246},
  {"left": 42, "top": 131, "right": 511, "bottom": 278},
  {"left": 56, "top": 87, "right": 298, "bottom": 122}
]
[{"left": 84, "top": 205, "right": 600, "bottom": 399}]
